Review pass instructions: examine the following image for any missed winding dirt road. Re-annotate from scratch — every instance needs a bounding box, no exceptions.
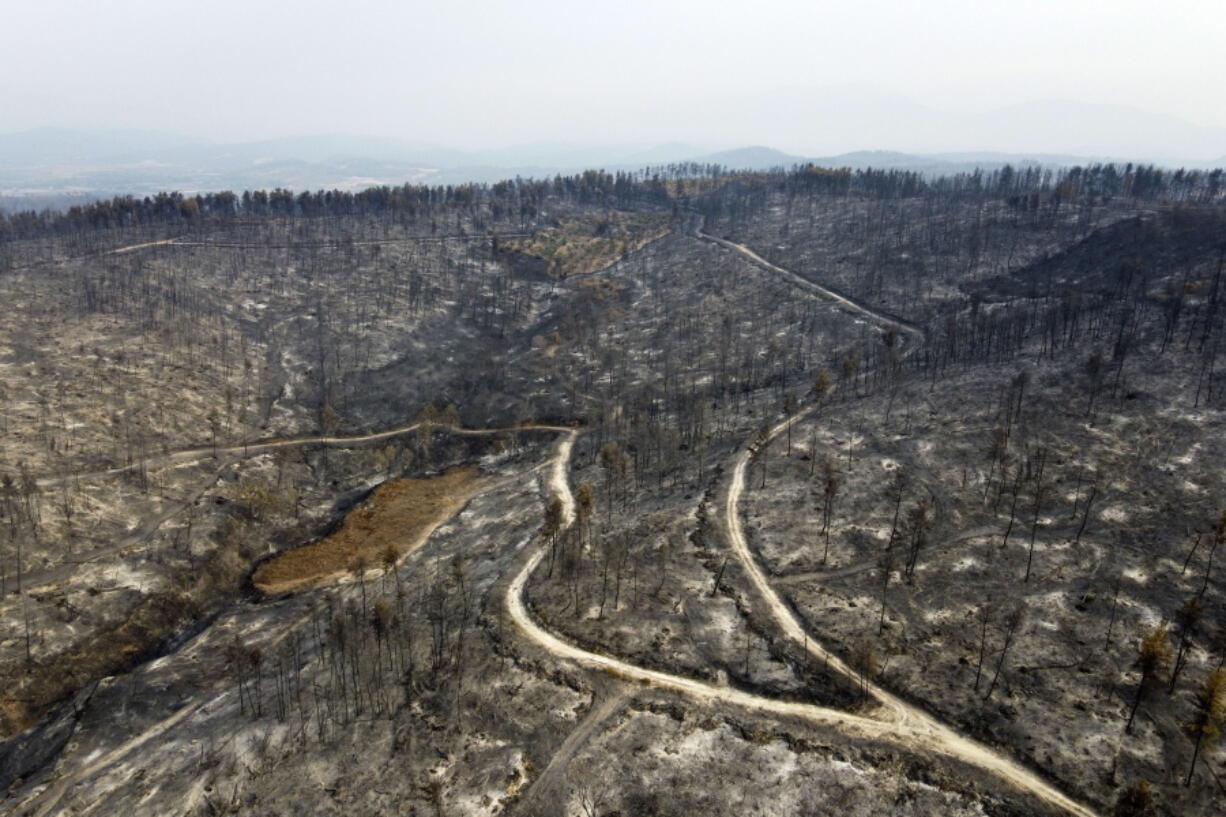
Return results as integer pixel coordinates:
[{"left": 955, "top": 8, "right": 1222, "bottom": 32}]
[
  {"left": 704, "top": 232, "right": 1097, "bottom": 816},
  {"left": 504, "top": 232, "right": 1099, "bottom": 817},
  {"left": 16, "top": 227, "right": 1098, "bottom": 816},
  {"left": 16, "top": 423, "right": 577, "bottom": 817},
  {"left": 508, "top": 420, "right": 1096, "bottom": 817},
  {"left": 35, "top": 421, "right": 574, "bottom": 488},
  {"left": 24, "top": 422, "right": 574, "bottom": 594},
  {"left": 721, "top": 412, "right": 1096, "bottom": 817}
]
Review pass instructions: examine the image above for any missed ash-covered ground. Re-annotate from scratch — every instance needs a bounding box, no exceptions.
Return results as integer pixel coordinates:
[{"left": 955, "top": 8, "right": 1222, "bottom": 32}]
[{"left": 3, "top": 167, "right": 1224, "bottom": 816}]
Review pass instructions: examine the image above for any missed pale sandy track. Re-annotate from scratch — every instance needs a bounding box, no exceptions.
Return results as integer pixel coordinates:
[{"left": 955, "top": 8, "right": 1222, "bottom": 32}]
[
  {"left": 106, "top": 238, "right": 180, "bottom": 255},
  {"left": 704, "top": 232, "right": 1097, "bottom": 817},
  {"left": 506, "top": 231, "right": 1097, "bottom": 817},
  {"left": 507, "top": 425, "right": 1096, "bottom": 816},
  {"left": 513, "top": 683, "right": 632, "bottom": 814},
  {"left": 15, "top": 424, "right": 574, "bottom": 817},
  {"left": 16, "top": 227, "right": 1097, "bottom": 816},
  {"left": 165, "top": 233, "right": 528, "bottom": 250},
  {"left": 696, "top": 229, "right": 924, "bottom": 346},
  {"left": 722, "top": 418, "right": 1096, "bottom": 817},
  {"left": 35, "top": 421, "right": 574, "bottom": 488}
]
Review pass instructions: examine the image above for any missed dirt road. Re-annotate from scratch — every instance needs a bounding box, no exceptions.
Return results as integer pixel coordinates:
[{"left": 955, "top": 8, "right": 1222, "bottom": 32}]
[
  {"left": 505, "top": 230, "right": 1097, "bottom": 816},
  {"left": 514, "top": 682, "right": 632, "bottom": 816},
  {"left": 107, "top": 238, "right": 180, "bottom": 255},
  {"left": 506, "top": 416, "right": 1096, "bottom": 816},
  {"left": 706, "top": 232, "right": 1097, "bottom": 817},
  {"left": 16, "top": 227, "right": 1098, "bottom": 815},
  {"left": 35, "top": 421, "right": 575, "bottom": 488},
  {"left": 696, "top": 228, "right": 925, "bottom": 346},
  {"left": 14, "top": 424, "right": 577, "bottom": 817}
]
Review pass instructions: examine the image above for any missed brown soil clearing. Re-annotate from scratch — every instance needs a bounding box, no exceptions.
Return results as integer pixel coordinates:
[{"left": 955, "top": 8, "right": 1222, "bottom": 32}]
[{"left": 253, "top": 466, "right": 483, "bottom": 595}]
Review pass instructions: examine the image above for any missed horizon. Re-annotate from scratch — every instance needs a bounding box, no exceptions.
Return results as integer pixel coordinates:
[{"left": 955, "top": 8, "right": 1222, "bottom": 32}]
[
  {"left": 3, "top": 0, "right": 1225, "bottom": 203},
  {"left": 4, "top": 90, "right": 1225, "bottom": 165},
  {"left": 1, "top": 131, "right": 1222, "bottom": 215}
]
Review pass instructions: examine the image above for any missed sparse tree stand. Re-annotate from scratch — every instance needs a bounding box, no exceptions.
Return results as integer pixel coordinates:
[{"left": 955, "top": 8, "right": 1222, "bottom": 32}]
[
  {"left": 851, "top": 639, "right": 878, "bottom": 701},
  {"left": 1075, "top": 482, "right": 1098, "bottom": 544},
  {"left": 543, "top": 496, "right": 564, "bottom": 578},
  {"left": 783, "top": 395, "right": 797, "bottom": 455},
  {"left": 840, "top": 353, "right": 859, "bottom": 400},
  {"left": 1104, "top": 570, "right": 1123, "bottom": 649},
  {"left": 1085, "top": 347, "right": 1105, "bottom": 421},
  {"left": 903, "top": 499, "right": 930, "bottom": 580},
  {"left": 811, "top": 369, "right": 831, "bottom": 413},
  {"left": 711, "top": 557, "right": 728, "bottom": 597},
  {"left": 598, "top": 442, "right": 626, "bottom": 516},
  {"left": 381, "top": 543, "right": 400, "bottom": 597},
  {"left": 1001, "top": 461, "right": 1025, "bottom": 549},
  {"left": 1184, "top": 668, "right": 1226, "bottom": 787},
  {"left": 576, "top": 483, "right": 594, "bottom": 545},
  {"left": 1202, "top": 510, "right": 1226, "bottom": 598},
  {"left": 887, "top": 468, "right": 908, "bottom": 545}
]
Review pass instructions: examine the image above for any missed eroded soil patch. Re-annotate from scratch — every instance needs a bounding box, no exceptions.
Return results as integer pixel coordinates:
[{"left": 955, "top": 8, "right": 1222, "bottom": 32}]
[{"left": 253, "top": 466, "right": 484, "bottom": 594}]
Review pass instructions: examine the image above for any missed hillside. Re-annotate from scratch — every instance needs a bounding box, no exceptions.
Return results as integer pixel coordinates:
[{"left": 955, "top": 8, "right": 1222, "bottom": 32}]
[{"left": 1, "top": 164, "right": 1224, "bottom": 817}]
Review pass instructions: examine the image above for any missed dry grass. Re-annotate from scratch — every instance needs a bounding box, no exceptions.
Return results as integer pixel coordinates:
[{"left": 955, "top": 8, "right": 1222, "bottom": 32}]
[
  {"left": 1, "top": 580, "right": 217, "bottom": 736},
  {"left": 252, "top": 466, "right": 483, "bottom": 595}
]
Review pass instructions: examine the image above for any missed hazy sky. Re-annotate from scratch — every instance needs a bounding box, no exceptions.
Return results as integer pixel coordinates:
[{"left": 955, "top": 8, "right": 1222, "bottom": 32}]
[{"left": 3, "top": 0, "right": 1225, "bottom": 152}]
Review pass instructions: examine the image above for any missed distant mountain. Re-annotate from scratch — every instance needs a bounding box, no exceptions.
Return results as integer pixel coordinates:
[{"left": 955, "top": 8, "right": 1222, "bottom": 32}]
[
  {"left": 0, "top": 129, "right": 718, "bottom": 197},
  {"left": 691, "top": 146, "right": 808, "bottom": 170},
  {"left": 0, "top": 130, "right": 708, "bottom": 174},
  {"left": 1, "top": 115, "right": 1223, "bottom": 204},
  {"left": 806, "top": 150, "right": 1095, "bottom": 175},
  {"left": 658, "top": 86, "right": 1226, "bottom": 163}
]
